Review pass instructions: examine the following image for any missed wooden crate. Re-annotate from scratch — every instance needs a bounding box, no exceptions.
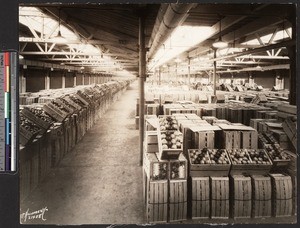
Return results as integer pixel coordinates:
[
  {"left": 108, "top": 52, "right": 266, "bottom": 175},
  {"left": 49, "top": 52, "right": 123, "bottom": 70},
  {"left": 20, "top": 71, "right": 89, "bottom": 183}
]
[
  {"left": 21, "top": 107, "right": 53, "bottom": 132},
  {"left": 241, "top": 130, "right": 258, "bottom": 149},
  {"left": 168, "top": 153, "right": 188, "bottom": 180},
  {"left": 250, "top": 119, "right": 278, "bottom": 131},
  {"left": 169, "top": 180, "right": 187, "bottom": 222},
  {"left": 201, "top": 116, "right": 217, "bottom": 125},
  {"left": 36, "top": 134, "right": 50, "bottom": 182},
  {"left": 229, "top": 108, "right": 243, "bottom": 123},
  {"left": 62, "top": 118, "right": 72, "bottom": 155},
  {"left": 230, "top": 175, "right": 252, "bottom": 218},
  {"left": 70, "top": 115, "right": 77, "bottom": 149},
  {"left": 210, "top": 177, "right": 230, "bottom": 219},
  {"left": 63, "top": 96, "right": 83, "bottom": 111},
  {"left": 75, "top": 91, "right": 91, "bottom": 106},
  {"left": 228, "top": 149, "right": 273, "bottom": 175},
  {"left": 29, "top": 139, "right": 40, "bottom": 192},
  {"left": 55, "top": 98, "right": 77, "bottom": 114},
  {"left": 43, "top": 102, "right": 69, "bottom": 122},
  {"left": 188, "top": 149, "right": 231, "bottom": 177},
  {"left": 222, "top": 131, "right": 241, "bottom": 149},
  {"left": 216, "top": 107, "right": 226, "bottom": 119},
  {"left": 144, "top": 131, "right": 159, "bottom": 153},
  {"left": 157, "top": 129, "right": 183, "bottom": 160},
  {"left": 282, "top": 118, "right": 297, "bottom": 150},
  {"left": 270, "top": 173, "right": 293, "bottom": 217},
  {"left": 277, "top": 104, "right": 297, "bottom": 115},
  {"left": 146, "top": 179, "right": 168, "bottom": 223},
  {"left": 202, "top": 108, "right": 216, "bottom": 117},
  {"left": 251, "top": 175, "right": 272, "bottom": 218},
  {"left": 44, "top": 129, "right": 53, "bottom": 176},
  {"left": 190, "top": 177, "right": 210, "bottom": 219},
  {"left": 181, "top": 125, "right": 195, "bottom": 157},
  {"left": 145, "top": 116, "right": 159, "bottom": 131},
  {"left": 193, "top": 131, "right": 215, "bottom": 150},
  {"left": 19, "top": 146, "right": 31, "bottom": 201},
  {"left": 50, "top": 124, "right": 64, "bottom": 167},
  {"left": 242, "top": 109, "right": 255, "bottom": 126},
  {"left": 143, "top": 152, "right": 169, "bottom": 181},
  {"left": 19, "top": 124, "right": 41, "bottom": 146}
]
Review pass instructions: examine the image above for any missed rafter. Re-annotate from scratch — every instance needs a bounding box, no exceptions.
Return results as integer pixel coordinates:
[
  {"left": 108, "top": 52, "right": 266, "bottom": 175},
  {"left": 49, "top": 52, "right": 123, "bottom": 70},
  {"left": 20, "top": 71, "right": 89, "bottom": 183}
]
[{"left": 20, "top": 51, "right": 138, "bottom": 58}]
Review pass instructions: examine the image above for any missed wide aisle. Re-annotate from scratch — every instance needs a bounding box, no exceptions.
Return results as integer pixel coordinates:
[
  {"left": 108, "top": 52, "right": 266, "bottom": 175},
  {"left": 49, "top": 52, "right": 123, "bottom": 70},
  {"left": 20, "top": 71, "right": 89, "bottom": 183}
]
[{"left": 20, "top": 81, "right": 144, "bottom": 225}]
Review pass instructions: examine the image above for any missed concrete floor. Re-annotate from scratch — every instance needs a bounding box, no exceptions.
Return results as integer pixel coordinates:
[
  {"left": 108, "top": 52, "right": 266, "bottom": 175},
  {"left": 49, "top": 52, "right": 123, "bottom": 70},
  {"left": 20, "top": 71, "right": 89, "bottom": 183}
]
[{"left": 20, "top": 81, "right": 296, "bottom": 225}]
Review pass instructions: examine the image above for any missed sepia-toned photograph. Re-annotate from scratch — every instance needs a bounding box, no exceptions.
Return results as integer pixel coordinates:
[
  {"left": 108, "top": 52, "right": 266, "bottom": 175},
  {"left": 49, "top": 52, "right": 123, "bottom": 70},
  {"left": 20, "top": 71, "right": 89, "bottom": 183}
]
[{"left": 17, "top": 2, "right": 297, "bottom": 225}]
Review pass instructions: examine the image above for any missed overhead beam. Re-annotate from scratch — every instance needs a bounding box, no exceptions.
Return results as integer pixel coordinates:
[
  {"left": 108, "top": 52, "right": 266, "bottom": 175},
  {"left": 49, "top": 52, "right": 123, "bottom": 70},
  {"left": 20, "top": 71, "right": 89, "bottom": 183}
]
[
  {"left": 209, "top": 40, "right": 294, "bottom": 62},
  {"left": 19, "top": 37, "right": 136, "bottom": 46},
  {"left": 188, "top": 17, "right": 287, "bottom": 60},
  {"left": 20, "top": 51, "right": 138, "bottom": 58},
  {"left": 38, "top": 57, "right": 137, "bottom": 62},
  {"left": 217, "top": 64, "right": 289, "bottom": 73}
]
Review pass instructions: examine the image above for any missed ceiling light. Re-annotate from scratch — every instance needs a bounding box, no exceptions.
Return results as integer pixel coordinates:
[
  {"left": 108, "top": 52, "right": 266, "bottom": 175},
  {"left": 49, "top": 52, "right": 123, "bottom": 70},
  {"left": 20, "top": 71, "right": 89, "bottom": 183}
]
[
  {"left": 212, "top": 40, "right": 228, "bottom": 49},
  {"left": 51, "top": 9, "right": 66, "bottom": 43},
  {"left": 80, "top": 66, "right": 84, "bottom": 70},
  {"left": 19, "top": 55, "right": 24, "bottom": 59},
  {"left": 212, "top": 16, "right": 228, "bottom": 49}
]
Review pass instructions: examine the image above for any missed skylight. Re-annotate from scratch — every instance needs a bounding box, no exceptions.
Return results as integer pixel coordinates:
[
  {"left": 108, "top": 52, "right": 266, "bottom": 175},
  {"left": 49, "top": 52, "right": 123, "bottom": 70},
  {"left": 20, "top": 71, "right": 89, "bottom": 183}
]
[
  {"left": 148, "top": 26, "right": 214, "bottom": 70},
  {"left": 242, "top": 28, "right": 292, "bottom": 45}
]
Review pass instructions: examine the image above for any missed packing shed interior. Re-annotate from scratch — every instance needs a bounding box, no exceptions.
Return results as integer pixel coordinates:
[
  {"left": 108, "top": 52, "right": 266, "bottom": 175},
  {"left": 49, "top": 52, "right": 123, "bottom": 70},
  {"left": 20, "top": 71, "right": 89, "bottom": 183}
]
[{"left": 16, "top": 3, "right": 297, "bottom": 225}]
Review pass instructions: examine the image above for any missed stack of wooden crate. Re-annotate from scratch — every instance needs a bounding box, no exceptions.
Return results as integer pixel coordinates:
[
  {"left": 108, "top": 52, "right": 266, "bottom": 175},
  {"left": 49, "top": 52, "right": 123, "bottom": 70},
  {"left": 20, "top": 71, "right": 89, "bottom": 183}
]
[
  {"left": 143, "top": 117, "right": 188, "bottom": 223},
  {"left": 211, "top": 177, "right": 230, "bottom": 219},
  {"left": 270, "top": 174, "right": 293, "bottom": 217},
  {"left": 189, "top": 177, "right": 210, "bottom": 219},
  {"left": 251, "top": 175, "right": 272, "bottom": 218},
  {"left": 230, "top": 175, "right": 252, "bottom": 219}
]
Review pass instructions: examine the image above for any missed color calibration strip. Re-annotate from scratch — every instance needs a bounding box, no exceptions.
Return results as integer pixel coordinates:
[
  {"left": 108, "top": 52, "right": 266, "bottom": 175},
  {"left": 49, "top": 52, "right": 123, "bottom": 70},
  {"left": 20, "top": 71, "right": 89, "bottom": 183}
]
[{"left": 0, "top": 51, "right": 17, "bottom": 172}]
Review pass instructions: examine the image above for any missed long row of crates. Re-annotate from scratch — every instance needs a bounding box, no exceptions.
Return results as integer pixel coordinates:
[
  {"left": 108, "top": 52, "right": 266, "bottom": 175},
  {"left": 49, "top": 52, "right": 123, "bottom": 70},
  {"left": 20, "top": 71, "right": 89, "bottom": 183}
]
[
  {"left": 190, "top": 173, "right": 294, "bottom": 219},
  {"left": 145, "top": 172, "right": 295, "bottom": 223},
  {"left": 20, "top": 80, "right": 130, "bottom": 201}
]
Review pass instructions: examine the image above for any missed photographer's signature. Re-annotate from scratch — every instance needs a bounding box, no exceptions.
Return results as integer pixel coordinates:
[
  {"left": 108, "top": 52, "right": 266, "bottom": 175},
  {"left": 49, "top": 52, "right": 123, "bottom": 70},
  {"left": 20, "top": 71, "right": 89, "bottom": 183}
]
[{"left": 20, "top": 207, "right": 48, "bottom": 222}]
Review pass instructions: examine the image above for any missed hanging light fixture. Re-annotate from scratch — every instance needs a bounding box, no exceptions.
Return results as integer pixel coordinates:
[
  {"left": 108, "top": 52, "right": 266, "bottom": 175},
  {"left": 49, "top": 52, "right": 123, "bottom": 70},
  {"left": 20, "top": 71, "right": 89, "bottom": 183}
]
[
  {"left": 51, "top": 8, "right": 66, "bottom": 43},
  {"left": 212, "top": 15, "right": 228, "bottom": 49}
]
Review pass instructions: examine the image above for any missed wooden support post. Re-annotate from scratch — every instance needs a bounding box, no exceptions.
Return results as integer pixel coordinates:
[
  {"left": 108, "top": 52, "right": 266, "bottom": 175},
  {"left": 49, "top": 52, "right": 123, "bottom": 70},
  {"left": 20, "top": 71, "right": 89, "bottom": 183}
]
[
  {"left": 139, "top": 13, "right": 146, "bottom": 166},
  {"left": 213, "top": 49, "right": 217, "bottom": 96},
  {"left": 287, "top": 11, "right": 296, "bottom": 105},
  {"left": 45, "top": 70, "right": 50, "bottom": 90},
  {"left": 20, "top": 68, "right": 26, "bottom": 93},
  {"left": 176, "top": 63, "right": 178, "bottom": 84},
  {"left": 62, "top": 71, "right": 66, "bottom": 88},
  {"left": 188, "top": 57, "right": 191, "bottom": 89},
  {"left": 158, "top": 68, "right": 161, "bottom": 86},
  {"left": 74, "top": 73, "right": 77, "bottom": 87}
]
